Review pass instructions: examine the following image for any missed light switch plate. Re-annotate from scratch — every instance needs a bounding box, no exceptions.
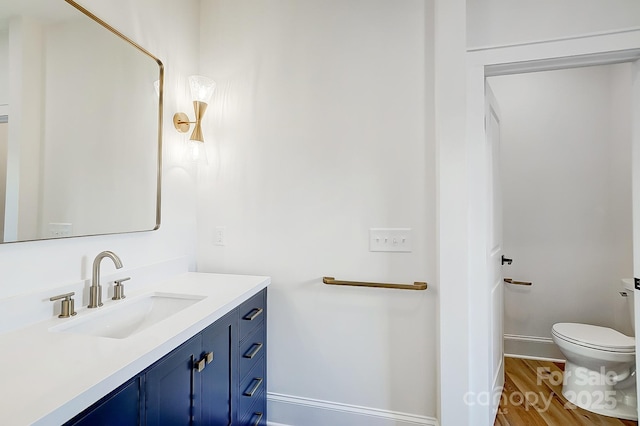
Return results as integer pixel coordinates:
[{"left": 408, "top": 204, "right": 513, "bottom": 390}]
[{"left": 369, "top": 228, "right": 412, "bottom": 252}]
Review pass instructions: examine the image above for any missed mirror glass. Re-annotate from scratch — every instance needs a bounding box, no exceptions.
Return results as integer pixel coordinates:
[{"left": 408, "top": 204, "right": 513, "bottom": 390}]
[{"left": 0, "top": 0, "right": 162, "bottom": 243}]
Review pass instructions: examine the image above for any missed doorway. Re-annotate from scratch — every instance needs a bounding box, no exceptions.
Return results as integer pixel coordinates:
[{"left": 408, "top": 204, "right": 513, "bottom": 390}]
[
  {"left": 488, "top": 63, "right": 634, "bottom": 361},
  {"left": 480, "top": 56, "right": 640, "bottom": 423},
  {"left": 485, "top": 61, "right": 638, "bottom": 424},
  {"left": 439, "top": 38, "right": 640, "bottom": 423}
]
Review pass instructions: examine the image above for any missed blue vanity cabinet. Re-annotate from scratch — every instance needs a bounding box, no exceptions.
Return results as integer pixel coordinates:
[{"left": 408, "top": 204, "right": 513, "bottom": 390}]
[
  {"left": 63, "top": 289, "right": 267, "bottom": 426},
  {"left": 65, "top": 377, "right": 142, "bottom": 426},
  {"left": 237, "top": 290, "right": 267, "bottom": 425}
]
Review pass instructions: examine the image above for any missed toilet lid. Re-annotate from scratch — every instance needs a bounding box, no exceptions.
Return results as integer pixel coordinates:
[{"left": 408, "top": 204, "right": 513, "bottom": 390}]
[{"left": 552, "top": 323, "right": 635, "bottom": 353}]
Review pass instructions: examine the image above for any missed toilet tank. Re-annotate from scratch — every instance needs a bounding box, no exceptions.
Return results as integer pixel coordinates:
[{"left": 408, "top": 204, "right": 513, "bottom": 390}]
[{"left": 622, "top": 278, "right": 635, "bottom": 333}]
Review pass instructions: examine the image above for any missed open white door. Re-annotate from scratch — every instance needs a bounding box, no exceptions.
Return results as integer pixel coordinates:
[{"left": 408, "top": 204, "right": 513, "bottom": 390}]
[
  {"left": 632, "top": 59, "right": 640, "bottom": 410},
  {"left": 485, "top": 81, "right": 504, "bottom": 422},
  {"left": 0, "top": 117, "right": 7, "bottom": 242}
]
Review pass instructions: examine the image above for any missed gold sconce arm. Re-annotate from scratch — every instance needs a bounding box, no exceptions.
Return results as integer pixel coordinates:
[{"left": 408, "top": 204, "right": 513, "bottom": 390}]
[
  {"left": 173, "top": 100, "right": 208, "bottom": 142},
  {"left": 172, "top": 112, "right": 192, "bottom": 132}
]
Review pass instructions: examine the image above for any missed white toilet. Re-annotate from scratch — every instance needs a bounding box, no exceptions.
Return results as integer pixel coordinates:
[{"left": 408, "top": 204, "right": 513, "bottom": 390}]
[{"left": 551, "top": 278, "right": 637, "bottom": 420}]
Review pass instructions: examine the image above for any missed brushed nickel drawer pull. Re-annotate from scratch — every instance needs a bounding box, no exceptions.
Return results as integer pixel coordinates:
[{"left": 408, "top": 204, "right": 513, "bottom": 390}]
[
  {"left": 243, "top": 377, "right": 263, "bottom": 397},
  {"left": 504, "top": 278, "right": 532, "bottom": 286},
  {"left": 243, "top": 308, "right": 264, "bottom": 321},
  {"left": 243, "top": 343, "right": 264, "bottom": 359},
  {"left": 194, "top": 358, "right": 206, "bottom": 373},
  {"left": 251, "top": 412, "right": 263, "bottom": 426},
  {"left": 205, "top": 351, "right": 214, "bottom": 364}
]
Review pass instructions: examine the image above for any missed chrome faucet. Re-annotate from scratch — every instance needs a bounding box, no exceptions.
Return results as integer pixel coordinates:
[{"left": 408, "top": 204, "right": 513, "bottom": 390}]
[{"left": 89, "top": 251, "right": 123, "bottom": 308}]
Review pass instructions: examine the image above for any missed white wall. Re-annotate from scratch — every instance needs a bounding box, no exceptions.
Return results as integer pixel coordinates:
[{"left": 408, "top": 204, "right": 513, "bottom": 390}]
[
  {"left": 488, "top": 64, "right": 633, "bottom": 351},
  {"left": 0, "top": 0, "right": 199, "bottom": 300},
  {"left": 196, "top": 0, "right": 438, "bottom": 423},
  {"left": 0, "top": 30, "right": 7, "bottom": 105},
  {"left": 5, "top": 17, "right": 44, "bottom": 241},
  {"left": 467, "top": 0, "right": 640, "bottom": 49}
]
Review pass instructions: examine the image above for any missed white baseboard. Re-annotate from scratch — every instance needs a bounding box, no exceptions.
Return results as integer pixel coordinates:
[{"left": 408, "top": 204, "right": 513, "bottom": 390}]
[
  {"left": 504, "top": 334, "right": 564, "bottom": 362},
  {"left": 267, "top": 393, "right": 438, "bottom": 426}
]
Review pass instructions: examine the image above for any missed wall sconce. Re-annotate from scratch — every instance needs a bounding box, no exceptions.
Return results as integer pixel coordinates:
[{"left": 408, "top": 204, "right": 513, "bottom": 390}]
[{"left": 173, "top": 75, "right": 216, "bottom": 160}]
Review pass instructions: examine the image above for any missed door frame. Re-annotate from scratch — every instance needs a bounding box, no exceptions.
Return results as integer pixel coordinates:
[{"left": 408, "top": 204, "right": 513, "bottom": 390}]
[{"left": 439, "top": 29, "right": 640, "bottom": 425}]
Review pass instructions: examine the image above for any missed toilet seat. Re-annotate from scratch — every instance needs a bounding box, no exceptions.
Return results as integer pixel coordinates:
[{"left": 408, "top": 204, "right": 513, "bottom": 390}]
[{"left": 552, "top": 323, "right": 635, "bottom": 353}]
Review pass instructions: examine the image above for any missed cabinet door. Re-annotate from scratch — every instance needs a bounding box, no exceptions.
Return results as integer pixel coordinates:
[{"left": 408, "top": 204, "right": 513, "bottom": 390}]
[
  {"left": 200, "top": 312, "right": 235, "bottom": 426},
  {"left": 145, "top": 335, "right": 202, "bottom": 425},
  {"left": 65, "top": 377, "right": 141, "bottom": 426}
]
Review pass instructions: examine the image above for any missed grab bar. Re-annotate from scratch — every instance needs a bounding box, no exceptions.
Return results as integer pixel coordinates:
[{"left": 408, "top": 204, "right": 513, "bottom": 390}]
[
  {"left": 504, "top": 278, "right": 532, "bottom": 286},
  {"left": 323, "top": 276, "right": 427, "bottom": 290}
]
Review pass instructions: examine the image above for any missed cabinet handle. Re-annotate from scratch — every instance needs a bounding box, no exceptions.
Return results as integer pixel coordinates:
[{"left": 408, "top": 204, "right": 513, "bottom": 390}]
[
  {"left": 49, "top": 292, "right": 77, "bottom": 318},
  {"left": 243, "top": 378, "right": 264, "bottom": 397},
  {"left": 243, "top": 308, "right": 264, "bottom": 321},
  {"left": 243, "top": 343, "right": 264, "bottom": 359},
  {"left": 250, "top": 412, "right": 263, "bottom": 426},
  {"left": 194, "top": 358, "right": 206, "bottom": 373},
  {"left": 205, "top": 352, "right": 214, "bottom": 364},
  {"left": 112, "top": 277, "right": 130, "bottom": 300}
]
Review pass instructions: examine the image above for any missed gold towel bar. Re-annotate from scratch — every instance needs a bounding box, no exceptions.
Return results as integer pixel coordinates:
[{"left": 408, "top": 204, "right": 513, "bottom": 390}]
[
  {"left": 504, "top": 278, "right": 532, "bottom": 286},
  {"left": 323, "top": 276, "right": 427, "bottom": 291}
]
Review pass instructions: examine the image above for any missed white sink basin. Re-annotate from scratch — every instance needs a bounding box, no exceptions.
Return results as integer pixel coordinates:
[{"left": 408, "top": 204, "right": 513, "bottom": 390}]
[{"left": 50, "top": 292, "right": 206, "bottom": 339}]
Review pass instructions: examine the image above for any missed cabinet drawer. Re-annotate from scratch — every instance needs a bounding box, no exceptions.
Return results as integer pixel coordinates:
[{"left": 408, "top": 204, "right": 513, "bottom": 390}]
[
  {"left": 238, "top": 390, "right": 266, "bottom": 426},
  {"left": 239, "top": 290, "right": 266, "bottom": 339},
  {"left": 239, "top": 325, "right": 266, "bottom": 380},
  {"left": 238, "top": 359, "right": 266, "bottom": 415}
]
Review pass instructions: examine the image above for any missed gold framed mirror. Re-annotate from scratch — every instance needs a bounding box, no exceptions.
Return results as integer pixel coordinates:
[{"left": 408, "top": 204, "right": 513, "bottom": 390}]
[{"left": 0, "top": 0, "right": 163, "bottom": 242}]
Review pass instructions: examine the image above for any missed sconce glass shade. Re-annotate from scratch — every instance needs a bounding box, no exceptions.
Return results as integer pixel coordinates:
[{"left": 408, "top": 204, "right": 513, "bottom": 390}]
[
  {"left": 187, "top": 139, "right": 208, "bottom": 165},
  {"left": 189, "top": 75, "right": 216, "bottom": 104}
]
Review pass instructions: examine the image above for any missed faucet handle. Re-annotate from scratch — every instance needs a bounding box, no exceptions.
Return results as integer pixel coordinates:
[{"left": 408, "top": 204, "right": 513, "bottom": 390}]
[
  {"left": 49, "top": 292, "right": 77, "bottom": 318},
  {"left": 112, "top": 277, "right": 130, "bottom": 300}
]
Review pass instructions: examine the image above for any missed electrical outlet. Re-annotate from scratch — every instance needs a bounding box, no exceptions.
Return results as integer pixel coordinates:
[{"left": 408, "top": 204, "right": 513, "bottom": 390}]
[
  {"left": 369, "top": 228, "right": 412, "bottom": 252},
  {"left": 214, "top": 226, "right": 226, "bottom": 246},
  {"left": 49, "top": 223, "right": 72, "bottom": 238}
]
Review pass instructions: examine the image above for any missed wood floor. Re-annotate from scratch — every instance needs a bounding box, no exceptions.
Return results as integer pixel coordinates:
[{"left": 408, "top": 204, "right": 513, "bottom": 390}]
[{"left": 494, "top": 357, "right": 638, "bottom": 426}]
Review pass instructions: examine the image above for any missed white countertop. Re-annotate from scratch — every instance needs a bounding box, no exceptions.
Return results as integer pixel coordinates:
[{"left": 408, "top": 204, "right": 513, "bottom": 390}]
[{"left": 0, "top": 272, "right": 270, "bottom": 425}]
